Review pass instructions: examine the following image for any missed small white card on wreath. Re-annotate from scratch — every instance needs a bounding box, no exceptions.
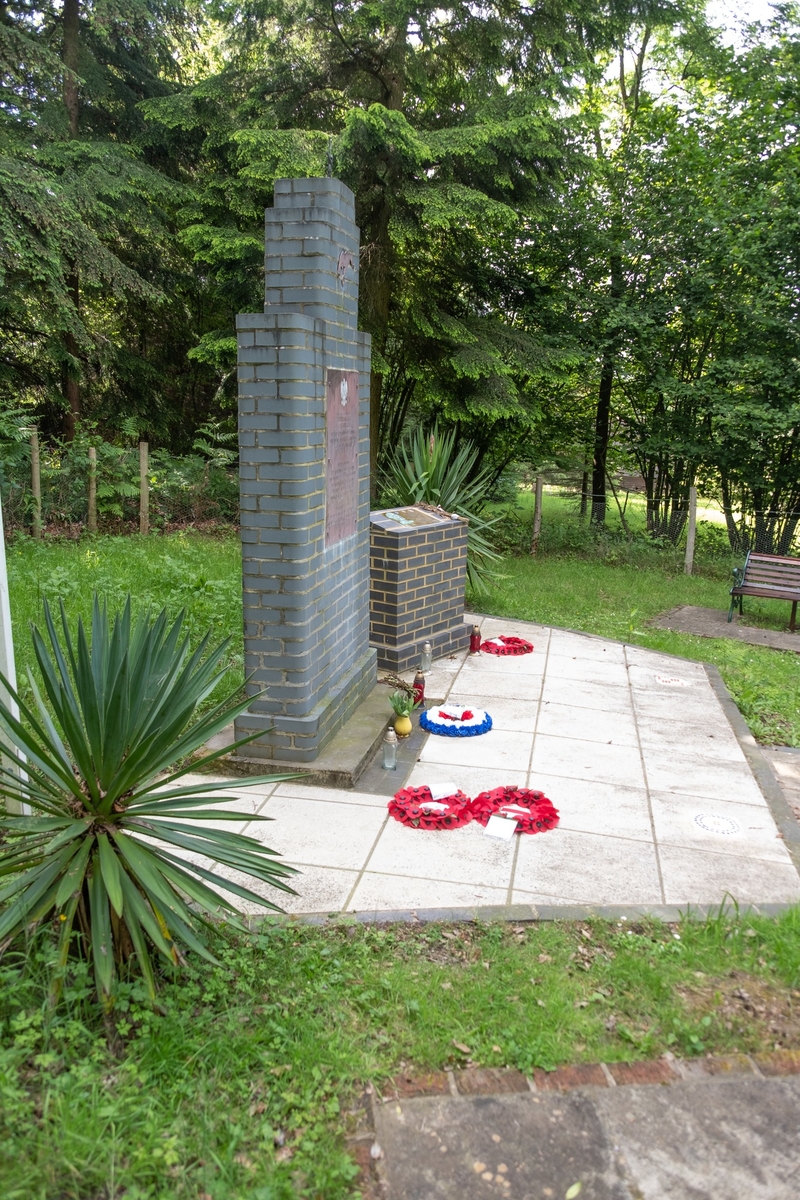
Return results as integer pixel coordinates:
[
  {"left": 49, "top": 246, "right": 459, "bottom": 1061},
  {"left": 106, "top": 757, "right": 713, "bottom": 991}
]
[
  {"left": 430, "top": 782, "right": 459, "bottom": 801},
  {"left": 484, "top": 814, "right": 518, "bottom": 840}
]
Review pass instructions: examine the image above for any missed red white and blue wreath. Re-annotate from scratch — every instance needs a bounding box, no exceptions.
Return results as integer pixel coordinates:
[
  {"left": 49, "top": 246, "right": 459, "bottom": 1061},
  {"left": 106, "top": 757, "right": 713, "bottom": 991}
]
[
  {"left": 469, "top": 786, "right": 559, "bottom": 834},
  {"left": 389, "top": 786, "right": 472, "bottom": 830},
  {"left": 419, "top": 704, "right": 493, "bottom": 737},
  {"left": 480, "top": 635, "right": 534, "bottom": 656}
]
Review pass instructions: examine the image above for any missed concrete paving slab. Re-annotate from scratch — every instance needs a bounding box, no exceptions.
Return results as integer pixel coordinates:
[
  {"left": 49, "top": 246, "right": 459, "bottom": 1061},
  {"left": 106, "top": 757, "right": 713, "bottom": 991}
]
[
  {"left": 636, "top": 717, "right": 745, "bottom": 761},
  {"left": 373, "top": 1091, "right": 629, "bottom": 1200},
  {"left": 548, "top": 633, "right": 628, "bottom": 664},
  {"left": 641, "top": 749, "right": 768, "bottom": 805},
  {"left": 535, "top": 703, "right": 639, "bottom": 748},
  {"left": 652, "top": 603, "right": 800, "bottom": 652},
  {"left": 418, "top": 728, "right": 534, "bottom": 773},
  {"left": 214, "top": 862, "right": 359, "bottom": 915},
  {"left": 594, "top": 1074, "right": 800, "bottom": 1199},
  {"left": 531, "top": 735, "right": 646, "bottom": 790},
  {"left": 514, "top": 829, "right": 663, "bottom": 906},
  {"left": 547, "top": 654, "right": 631, "bottom": 689},
  {"left": 272, "top": 781, "right": 389, "bottom": 807},
  {"left": 365, "top": 820, "right": 517, "bottom": 889},
  {"left": 448, "top": 696, "right": 540, "bottom": 734},
  {"left": 405, "top": 761, "right": 528, "bottom": 797},
  {"left": 373, "top": 1075, "right": 800, "bottom": 1200},
  {"left": 459, "top": 651, "right": 547, "bottom": 677},
  {"left": 533, "top": 775, "right": 654, "bottom": 842},
  {"left": 181, "top": 616, "right": 800, "bottom": 917},
  {"left": 658, "top": 843, "right": 800, "bottom": 905},
  {"left": 249, "top": 794, "right": 387, "bottom": 869},
  {"left": 648, "top": 792, "right": 790, "bottom": 861},
  {"left": 539, "top": 677, "right": 634, "bottom": 712},
  {"left": 463, "top": 671, "right": 547, "bottom": 701},
  {"left": 348, "top": 871, "right": 509, "bottom": 911}
]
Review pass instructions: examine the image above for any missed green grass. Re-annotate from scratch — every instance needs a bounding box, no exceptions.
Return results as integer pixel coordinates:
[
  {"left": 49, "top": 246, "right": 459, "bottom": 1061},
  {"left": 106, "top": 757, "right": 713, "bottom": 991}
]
[
  {"left": 2, "top": 910, "right": 800, "bottom": 1200},
  {"left": 476, "top": 493, "right": 800, "bottom": 746},
  {"left": 6, "top": 531, "right": 245, "bottom": 710}
]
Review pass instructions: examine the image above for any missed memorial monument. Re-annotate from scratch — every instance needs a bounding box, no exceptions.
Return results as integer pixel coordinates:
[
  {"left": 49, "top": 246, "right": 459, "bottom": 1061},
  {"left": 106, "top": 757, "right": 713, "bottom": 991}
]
[{"left": 234, "top": 178, "right": 376, "bottom": 762}]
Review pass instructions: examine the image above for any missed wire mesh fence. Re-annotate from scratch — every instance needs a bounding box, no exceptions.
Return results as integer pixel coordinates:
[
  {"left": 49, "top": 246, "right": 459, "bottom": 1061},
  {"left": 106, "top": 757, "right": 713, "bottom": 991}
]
[{"left": 508, "top": 470, "right": 800, "bottom": 564}]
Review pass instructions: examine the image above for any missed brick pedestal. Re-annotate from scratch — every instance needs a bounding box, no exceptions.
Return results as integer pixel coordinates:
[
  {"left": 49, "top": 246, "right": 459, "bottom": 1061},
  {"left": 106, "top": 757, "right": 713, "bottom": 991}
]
[
  {"left": 369, "top": 507, "right": 471, "bottom": 672},
  {"left": 235, "top": 178, "right": 376, "bottom": 762}
]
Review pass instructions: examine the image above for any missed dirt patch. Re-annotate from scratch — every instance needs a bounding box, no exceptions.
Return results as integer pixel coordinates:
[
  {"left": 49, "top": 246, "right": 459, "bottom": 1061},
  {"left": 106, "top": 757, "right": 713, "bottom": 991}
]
[{"left": 679, "top": 970, "right": 800, "bottom": 1050}]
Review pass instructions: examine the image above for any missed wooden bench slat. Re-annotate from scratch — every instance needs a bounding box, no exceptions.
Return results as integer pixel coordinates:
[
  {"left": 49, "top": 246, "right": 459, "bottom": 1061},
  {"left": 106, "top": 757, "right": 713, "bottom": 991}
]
[
  {"left": 748, "top": 553, "right": 800, "bottom": 566},
  {"left": 743, "top": 566, "right": 800, "bottom": 576},
  {"left": 731, "top": 585, "right": 800, "bottom": 601},
  {"left": 744, "top": 574, "right": 800, "bottom": 587}
]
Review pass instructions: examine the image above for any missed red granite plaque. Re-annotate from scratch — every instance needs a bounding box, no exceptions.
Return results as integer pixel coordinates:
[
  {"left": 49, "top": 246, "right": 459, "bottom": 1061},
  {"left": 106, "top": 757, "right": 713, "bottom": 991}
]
[{"left": 325, "top": 369, "right": 359, "bottom": 546}]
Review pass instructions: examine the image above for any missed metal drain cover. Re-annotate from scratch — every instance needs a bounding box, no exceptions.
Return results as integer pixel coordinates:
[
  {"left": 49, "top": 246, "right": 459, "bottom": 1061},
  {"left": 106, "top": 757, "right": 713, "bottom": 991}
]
[
  {"left": 655, "top": 674, "right": 690, "bottom": 687},
  {"left": 694, "top": 813, "right": 740, "bottom": 836}
]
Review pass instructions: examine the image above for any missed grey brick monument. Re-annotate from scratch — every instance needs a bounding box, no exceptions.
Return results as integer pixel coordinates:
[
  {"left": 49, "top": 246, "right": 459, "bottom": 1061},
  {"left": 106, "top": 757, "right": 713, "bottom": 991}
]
[{"left": 234, "top": 177, "right": 376, "bottom": 762}]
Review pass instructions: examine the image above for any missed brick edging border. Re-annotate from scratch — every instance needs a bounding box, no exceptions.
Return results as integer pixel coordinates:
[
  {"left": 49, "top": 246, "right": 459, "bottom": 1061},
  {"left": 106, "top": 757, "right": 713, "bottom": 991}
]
[{"left": 383, "top": 1048, "right": 800, "bottom": 1102}]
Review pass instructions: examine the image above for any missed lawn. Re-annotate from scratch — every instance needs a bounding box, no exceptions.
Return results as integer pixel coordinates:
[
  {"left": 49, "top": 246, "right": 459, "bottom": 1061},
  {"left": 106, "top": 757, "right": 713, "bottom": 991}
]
[
  {"left": 2, "top": 911, "right": 800, "bottom": 1200},
  {"left": 2, "top": 522, "right": 800, "bottom": 1199}
]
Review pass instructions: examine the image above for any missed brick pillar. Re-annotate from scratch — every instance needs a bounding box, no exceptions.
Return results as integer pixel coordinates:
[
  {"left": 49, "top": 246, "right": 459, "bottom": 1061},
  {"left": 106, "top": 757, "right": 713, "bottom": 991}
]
[{"left": 235, "top": 178, "right": 376, "bottom": 762}]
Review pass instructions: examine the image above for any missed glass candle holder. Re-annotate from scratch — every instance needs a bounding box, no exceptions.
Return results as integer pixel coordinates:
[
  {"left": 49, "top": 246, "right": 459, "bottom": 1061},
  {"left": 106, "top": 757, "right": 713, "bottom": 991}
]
[
  {"left": 413, "top": 671, "right": 425, "bottom": 706},
  {"left": 382, "top": 727, "right": 398, "bottom": 770},
  {"left": 470, "top": 624, "right": 482, "bottom": 653},
  {"left": 421, "top": 641, "right": 433, "bottom": 672}
]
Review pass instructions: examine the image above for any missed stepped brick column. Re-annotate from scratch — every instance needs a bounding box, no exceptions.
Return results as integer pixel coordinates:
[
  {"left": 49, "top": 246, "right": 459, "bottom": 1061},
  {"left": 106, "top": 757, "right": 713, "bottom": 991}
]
[{"left": 235, "top": 177, "right": 375, "bottom": 762}]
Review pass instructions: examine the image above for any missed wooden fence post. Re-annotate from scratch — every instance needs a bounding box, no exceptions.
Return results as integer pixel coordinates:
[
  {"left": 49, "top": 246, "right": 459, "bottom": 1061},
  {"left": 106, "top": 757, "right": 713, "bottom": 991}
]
[
  {"left": 87, "top": 446, "right": 97, "bottom": 533},
  {"left": 684, "top": 485, "right": 697, "bottom": 576},
  {"left": 530, "top": 474, "right": 543, "bottom": 555},
  {"left": 139, "top": 441, "right": 149, "bottom": 535},
  {"left": 30, "top": 431, "right": 42, "bottom": 539}
]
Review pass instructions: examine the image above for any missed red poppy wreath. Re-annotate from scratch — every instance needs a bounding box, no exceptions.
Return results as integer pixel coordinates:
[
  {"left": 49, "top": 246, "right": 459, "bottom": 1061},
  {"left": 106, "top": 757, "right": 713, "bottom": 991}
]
[
  {"left": 469, "top": 786, "right": 559, "bottom": 834},
  {"left": 480, "top": 635, "right": 534, "bottom": 656},
  {"left": 389, "top": 786, "right": 472, "bottom": 830}
]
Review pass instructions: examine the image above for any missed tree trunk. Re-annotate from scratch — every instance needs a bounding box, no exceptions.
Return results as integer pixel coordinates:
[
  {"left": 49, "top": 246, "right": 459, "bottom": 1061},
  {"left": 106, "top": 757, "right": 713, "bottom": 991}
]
[
  {"left": 591, "top": 355, "right": 613, "bottom": 523},
  {"left": 63, "top": 0, "right": 80, "bottom": 137},
  {"left": 360, "top": 24, "right": 406, "bottom": 496},
  {"left": 62, "top": 0, "right": 81, "bottom": 439}
]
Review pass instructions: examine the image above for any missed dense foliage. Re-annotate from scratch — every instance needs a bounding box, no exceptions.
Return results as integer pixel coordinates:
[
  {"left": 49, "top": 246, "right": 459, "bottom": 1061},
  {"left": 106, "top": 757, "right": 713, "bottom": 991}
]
[{"left": 1, "top": 0, "right": 799, "bottom": 547}]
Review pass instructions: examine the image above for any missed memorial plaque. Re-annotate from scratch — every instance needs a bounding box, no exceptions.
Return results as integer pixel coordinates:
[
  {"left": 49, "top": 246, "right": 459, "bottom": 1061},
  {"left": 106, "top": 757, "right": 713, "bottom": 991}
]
[
  {"left": 383, "top": 507, "right": 449, "bottom": 528},
  {"left": 325, "top": 368, "right": 359, "bottom": 546}
]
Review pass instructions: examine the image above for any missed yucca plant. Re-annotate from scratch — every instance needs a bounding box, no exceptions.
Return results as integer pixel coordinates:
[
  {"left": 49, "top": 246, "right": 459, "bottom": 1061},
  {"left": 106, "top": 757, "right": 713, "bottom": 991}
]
[
  {"left": 382, "top": 424, "right": 501, "bottom": 591},
  {"left": 0, "top": 596, "right": 298, "bottom": 1007}
]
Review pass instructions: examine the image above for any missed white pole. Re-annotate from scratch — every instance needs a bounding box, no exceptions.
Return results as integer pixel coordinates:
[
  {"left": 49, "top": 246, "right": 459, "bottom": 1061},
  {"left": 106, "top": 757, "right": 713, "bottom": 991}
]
[
  {"left": 139, "top": 441, "right": 149, "bottom": 536},
  {"left": 530, "top": 475, "right": 543, "bottom": 556},
  {"left": 684, "top": 485, "right": 697, "bottom": 576},
  {"left": 0, "top": 495, "right": 26, "bottom": 813}
]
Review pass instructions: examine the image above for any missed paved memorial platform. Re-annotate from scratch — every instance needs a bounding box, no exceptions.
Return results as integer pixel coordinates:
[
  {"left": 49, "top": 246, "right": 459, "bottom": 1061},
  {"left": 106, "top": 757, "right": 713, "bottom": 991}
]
[{"left": 185, "top": 616, "right": 800, "bottom": 917}]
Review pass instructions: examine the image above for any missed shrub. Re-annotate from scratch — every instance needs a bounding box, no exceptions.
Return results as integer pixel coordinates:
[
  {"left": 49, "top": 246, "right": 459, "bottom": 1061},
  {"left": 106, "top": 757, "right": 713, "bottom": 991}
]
[{"left": 0, "top": 596, "right": 296, "bottom": 1007}]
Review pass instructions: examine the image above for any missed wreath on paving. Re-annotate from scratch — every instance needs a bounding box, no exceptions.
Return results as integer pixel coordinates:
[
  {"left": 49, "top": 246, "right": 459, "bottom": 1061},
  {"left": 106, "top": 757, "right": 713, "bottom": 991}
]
[
  {"left": 479, "top": 635, "right": 534, "bottom": 656},
  {"left": 469, "top": 786, "right": 559, "bottom": 834},
  {"left": 388, "top": 786, "right": 472, "bottom": 830},
  {"left": 419, "top": 704, "right": 493, "bottom": 737}
]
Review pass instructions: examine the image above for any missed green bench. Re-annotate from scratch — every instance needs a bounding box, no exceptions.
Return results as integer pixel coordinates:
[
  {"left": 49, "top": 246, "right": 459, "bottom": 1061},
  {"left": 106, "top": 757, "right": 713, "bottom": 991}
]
[{"left": 729, "top": 551, "right": 800, "bottom": 632}]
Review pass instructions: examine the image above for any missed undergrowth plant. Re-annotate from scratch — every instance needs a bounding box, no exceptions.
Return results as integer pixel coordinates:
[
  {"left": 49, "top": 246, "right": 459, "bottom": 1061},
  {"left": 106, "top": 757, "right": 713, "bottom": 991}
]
[
  {"left": 0, "top": 596, "right": 297, "bottom": 1007},
  {"left": 382, "top": 424, "right": 500, "bottom": 590}
]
